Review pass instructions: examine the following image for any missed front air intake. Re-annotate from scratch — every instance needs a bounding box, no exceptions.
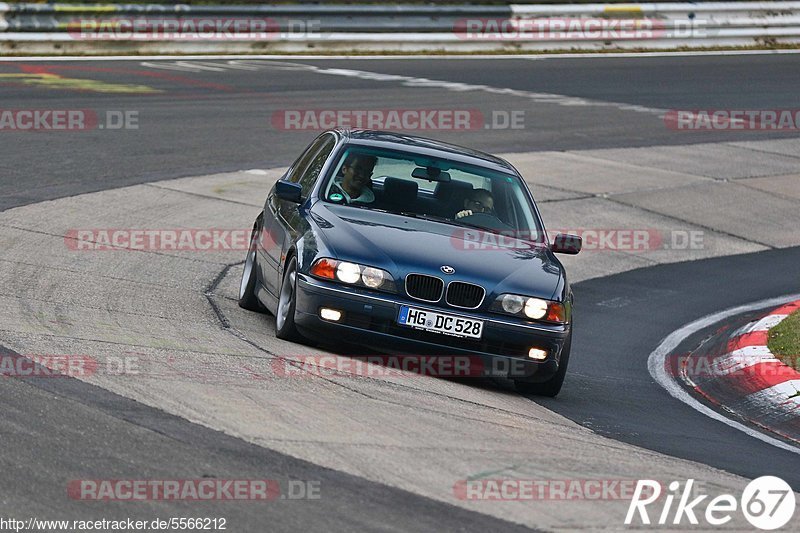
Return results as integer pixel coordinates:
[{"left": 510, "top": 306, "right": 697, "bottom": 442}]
[
  {"left": 446, "top": 281, "right": 485, "bottom": 309},
  {"left": 405, "top": 274, "right": 444, "bottom": 302}
]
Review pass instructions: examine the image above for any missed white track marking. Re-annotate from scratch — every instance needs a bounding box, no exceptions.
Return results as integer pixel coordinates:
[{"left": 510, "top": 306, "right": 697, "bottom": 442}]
[
  {"left": 746, "top": 380, "right": 800, "bottom": 410},
  {"left": 139, "top": 60, "right": 230, "bottom": 72},
  {"left": 224, "top": 60, "right": 273, "bottom": 70},
  {"left": 131, "top": 57, "right": 671, "bottom": 115},
  {"left": 712, "top": 346, "right": 780, "bottom": 376},
  {"left": 211, "top": 60, "right": 668, "bottom": 116},
  {"left": 647, "top": 293, "right": 800, "bottom": 455},
  {"left": 139, "top": 60, "right": 269, "bottom": 72},
  {"left": 751, "top": 314, "right": 790, "bottom": 331}
]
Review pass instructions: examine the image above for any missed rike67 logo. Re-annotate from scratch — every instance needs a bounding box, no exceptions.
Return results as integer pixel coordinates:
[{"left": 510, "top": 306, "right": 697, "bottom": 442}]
[{"left": 626, "top": 477, "right": 795, "bottom": 530}]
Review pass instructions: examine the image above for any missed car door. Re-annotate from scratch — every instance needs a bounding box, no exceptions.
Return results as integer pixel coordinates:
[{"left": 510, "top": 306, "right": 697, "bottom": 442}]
[{"left": 258, "top": 133, "right": 337, "bottom": 296}]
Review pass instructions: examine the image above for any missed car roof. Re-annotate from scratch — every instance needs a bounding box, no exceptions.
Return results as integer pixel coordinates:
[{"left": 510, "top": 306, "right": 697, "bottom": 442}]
[{"left": 333, "top": 129, "right": 519, "bottom": 176}]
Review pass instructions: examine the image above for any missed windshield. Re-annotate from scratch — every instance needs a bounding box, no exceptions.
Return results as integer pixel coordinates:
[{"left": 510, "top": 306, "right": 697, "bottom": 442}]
[{"left": 321, "top": 145, "right": 545, "bottom": 242}]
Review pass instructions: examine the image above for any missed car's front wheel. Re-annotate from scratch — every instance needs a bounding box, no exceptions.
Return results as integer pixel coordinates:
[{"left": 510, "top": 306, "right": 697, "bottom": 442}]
[
  {"left": 275, "top": 255, "right": 304, "bottom": 342},
  {"left": 238, "top": 221, "right": 266, "bottom": 312},
  {"left": 514, "top": 329, "right": 571, "bottom": 397}
]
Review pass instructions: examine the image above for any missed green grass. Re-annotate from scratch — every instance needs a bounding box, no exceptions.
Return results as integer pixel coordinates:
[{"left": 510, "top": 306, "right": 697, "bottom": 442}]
[{"left": 768, "top": 310, "right": 800, "bottom": 371}]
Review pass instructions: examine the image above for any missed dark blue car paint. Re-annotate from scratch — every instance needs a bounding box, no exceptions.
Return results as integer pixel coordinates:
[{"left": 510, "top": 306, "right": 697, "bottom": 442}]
[{"left": 252, "top": 130, "right": 573, "bottom": 381}]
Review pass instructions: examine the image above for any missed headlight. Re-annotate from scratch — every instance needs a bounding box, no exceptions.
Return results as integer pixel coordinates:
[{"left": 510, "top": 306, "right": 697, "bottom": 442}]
[
  {"left": 524, "top": 298, "right": 548, "bottom": 319},
  {"left": 336, "top": 262, "right": 361, "bottom": 284},
  {"left": 310, "top": 258, "right": 396, "bottom": 292},
  {"left": 491, "top": 293, "right": 567, "bottom": 324},
  {"left": 361, "top": 267, "right": 385, "bottom": 288},
  {"left": 501, "top": 294, "right": 525, "bottom": 314}
]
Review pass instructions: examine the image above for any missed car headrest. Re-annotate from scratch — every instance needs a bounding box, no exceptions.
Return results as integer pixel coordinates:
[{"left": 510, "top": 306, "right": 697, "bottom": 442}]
[
  {"left": 383, "top": 177, "right": 418, "bottom": 206},
  {"left": 434, "top": 179, "right": 473, "bottom": 201}
]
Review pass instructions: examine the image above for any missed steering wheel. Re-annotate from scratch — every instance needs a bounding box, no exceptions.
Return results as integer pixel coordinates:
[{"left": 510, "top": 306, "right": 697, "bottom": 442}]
[{"left": 459, "top": 212, "right": 514, "bottom": 232}]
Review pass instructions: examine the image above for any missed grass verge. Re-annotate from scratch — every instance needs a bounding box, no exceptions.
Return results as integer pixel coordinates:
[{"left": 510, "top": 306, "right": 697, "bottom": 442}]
[
  {"left": 768, "top": 309, "right": 800, "bottom": 371},
  {"left": 3, "top": 43, "right": 800, "bottom": 58}
]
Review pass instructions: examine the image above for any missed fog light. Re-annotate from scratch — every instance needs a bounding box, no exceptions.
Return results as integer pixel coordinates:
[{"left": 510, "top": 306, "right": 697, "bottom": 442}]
[
  {"left": 320, "top": 308, "right": 342, "bottom": 322},
  {"left": 528, "top": 348, "right": 547, "bottom": 361}
]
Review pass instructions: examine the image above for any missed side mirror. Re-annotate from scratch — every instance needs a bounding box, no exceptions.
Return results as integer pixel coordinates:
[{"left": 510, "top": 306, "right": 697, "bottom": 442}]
[
  {"left": 551, "top": 233, "right": 582, "bottom": 255},
  {"left": 275, "top": 181, "right": 302, "bottom": 203}
]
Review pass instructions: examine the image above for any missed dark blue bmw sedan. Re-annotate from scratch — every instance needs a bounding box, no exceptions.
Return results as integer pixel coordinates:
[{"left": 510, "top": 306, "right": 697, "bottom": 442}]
[{"left": 239, "top": 129, "right": 581, "bottom": 396}]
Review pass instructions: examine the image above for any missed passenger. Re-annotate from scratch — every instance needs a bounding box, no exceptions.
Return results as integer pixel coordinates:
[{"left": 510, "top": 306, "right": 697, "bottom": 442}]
[
  {"left": 330, "top": 153, "right": 377, "bottom": 204},
  {"left": 456, "top": 188, "right": 494, "bottom": 219}
]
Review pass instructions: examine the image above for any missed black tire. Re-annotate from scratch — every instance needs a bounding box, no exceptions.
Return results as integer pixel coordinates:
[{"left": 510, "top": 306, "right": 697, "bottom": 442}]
[
  {"left": 275, "top": 255, "right": 304, "bottom": 342},
  {"left": 238, "top": 221, "right": 266, "bottom": 312},
  {"left": 514, "top": 329, "right": 572, "bottom": 397}
]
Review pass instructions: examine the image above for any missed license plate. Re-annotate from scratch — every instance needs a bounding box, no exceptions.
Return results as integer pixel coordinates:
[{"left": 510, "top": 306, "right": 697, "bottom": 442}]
[{"left": 397, "top": 306, "right": 484, "bottom": 339}]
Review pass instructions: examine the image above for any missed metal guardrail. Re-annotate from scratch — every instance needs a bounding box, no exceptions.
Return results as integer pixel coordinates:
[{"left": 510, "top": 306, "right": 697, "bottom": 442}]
[{"left": 1, "top": 2, "right": 800, "bottom": 53}]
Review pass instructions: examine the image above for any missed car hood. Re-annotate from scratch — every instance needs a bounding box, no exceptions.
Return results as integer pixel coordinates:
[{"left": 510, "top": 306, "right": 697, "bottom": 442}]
[{"left": 310, "top": 204, "right": 564, "bottom": 301}]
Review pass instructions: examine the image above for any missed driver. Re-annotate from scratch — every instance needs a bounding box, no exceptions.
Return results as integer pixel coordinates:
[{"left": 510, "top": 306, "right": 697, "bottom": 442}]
[
  {"left": 456, "top": 188, "right": 494, "bottom": 219},
  {"left": 330, "top": 153, "right": 377, "bottom": 204}
]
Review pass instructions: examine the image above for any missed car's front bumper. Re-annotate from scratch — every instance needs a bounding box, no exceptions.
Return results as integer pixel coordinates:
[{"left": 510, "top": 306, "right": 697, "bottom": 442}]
[{"left": 293, "top": 275, "right": 570, "bottom": 381}]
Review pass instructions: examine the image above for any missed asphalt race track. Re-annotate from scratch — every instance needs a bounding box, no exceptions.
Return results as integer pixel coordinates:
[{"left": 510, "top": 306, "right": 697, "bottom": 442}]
[
  {"left": 2, "top": 54, "right": 800, "bottom": 210},
  {"left": 1, "top": 54, "right": 799, "bottom": 530}
]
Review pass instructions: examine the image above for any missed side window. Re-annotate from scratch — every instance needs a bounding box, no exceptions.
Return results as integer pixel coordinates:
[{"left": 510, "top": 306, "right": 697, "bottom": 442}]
[
  {"left": 298, "top": 136, "right": 336, "bottom": 198},
  {"left": 285, "top": 134, "right": 331, "bottom": 184}
]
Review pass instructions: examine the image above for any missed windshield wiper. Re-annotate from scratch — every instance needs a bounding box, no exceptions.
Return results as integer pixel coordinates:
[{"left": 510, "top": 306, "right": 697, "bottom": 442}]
[
  {"left": 397, "top": 212, "right": 453, "bottom": 224},
  {"left": 366, "top": 209, "right": 528, "bottom": 239},
  {"left": 405, "top": 213, "right": 540, "bottom": 242},
  {"left": 387, "top": 211, "right": 465, "bottom": 227},
  {"left": 335, "top": 203, "right": 389, "bottom": 213},
  {"left": 396, "top": 212, "right": 501, "bottom": 233}
]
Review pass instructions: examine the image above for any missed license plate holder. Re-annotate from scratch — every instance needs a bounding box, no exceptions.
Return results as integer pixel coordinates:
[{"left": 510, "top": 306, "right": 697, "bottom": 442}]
[{"left": 397, "top": 305, "right": 484, "bottom": 339}]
